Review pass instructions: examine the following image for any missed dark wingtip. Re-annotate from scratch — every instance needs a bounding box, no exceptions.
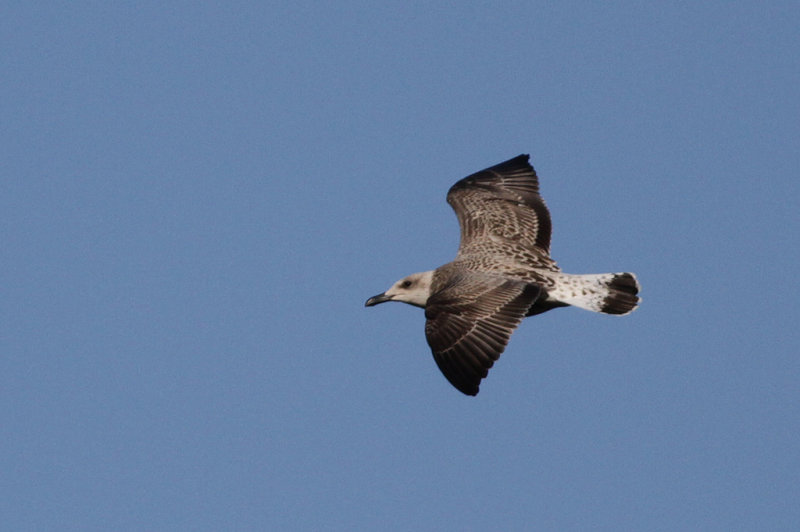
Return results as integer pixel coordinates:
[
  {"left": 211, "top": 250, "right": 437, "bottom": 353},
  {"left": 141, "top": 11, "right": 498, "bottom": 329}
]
[
  {"left": 455, "top": 383, "right": 480, "bottom": 396},
  {"left": 449, "top": 154, "right": 536, "bottom": 194},
  {"left": 487, "top": 154, "right": 532, "bottom": 174},
  {"left": 463, "top": 381, "right": 480, "bottom": 396}
]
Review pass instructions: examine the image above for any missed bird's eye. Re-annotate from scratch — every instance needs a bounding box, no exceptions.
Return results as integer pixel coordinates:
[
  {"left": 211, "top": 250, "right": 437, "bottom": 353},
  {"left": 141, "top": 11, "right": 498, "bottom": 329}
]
[{"left": 401, "top": 280, "right": 412, "bottom": 288}]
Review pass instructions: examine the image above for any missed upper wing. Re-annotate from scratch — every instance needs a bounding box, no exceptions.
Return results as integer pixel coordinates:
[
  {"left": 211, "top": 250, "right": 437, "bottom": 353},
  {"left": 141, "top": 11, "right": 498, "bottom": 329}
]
[
  {"left": 424, "top": 274, "right": 541, "bottom": 396},
  {"left": 447, "top": 154, "right": 552, "bottom": 256}
]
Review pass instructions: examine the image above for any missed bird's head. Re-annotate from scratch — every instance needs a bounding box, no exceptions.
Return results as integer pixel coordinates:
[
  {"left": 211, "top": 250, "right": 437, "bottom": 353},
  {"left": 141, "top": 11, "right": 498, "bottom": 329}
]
[{"left": 365, "top": 270, "right": 435, "bottom": 309}]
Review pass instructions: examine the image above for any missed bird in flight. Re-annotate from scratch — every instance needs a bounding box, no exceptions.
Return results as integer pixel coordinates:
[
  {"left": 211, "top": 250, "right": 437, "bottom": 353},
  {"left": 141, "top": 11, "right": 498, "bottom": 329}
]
[{"left": 365, "top": 155, "right": 640, "bottom": 396}]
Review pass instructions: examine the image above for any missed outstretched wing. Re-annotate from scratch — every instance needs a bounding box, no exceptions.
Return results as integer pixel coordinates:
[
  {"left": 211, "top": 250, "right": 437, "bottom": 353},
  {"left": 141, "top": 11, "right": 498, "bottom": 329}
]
[
  {"left": 447, "top": 154, "right": 552, "bottom": 256},
  {"left": 424, "top": 274, "right": 540, "bottom": 396}
]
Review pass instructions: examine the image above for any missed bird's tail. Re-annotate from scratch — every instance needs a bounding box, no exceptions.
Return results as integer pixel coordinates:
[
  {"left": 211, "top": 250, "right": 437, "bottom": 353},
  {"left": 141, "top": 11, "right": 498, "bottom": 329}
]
[{"left": 549, "top": 272, "right": 640, "bottom": 315}]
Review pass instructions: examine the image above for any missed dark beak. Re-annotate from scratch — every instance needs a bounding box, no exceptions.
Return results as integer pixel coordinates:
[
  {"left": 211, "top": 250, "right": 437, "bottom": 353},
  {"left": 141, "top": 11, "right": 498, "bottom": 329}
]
[{"left": 365, "top": 293, "right": 392, "bottom": 307}]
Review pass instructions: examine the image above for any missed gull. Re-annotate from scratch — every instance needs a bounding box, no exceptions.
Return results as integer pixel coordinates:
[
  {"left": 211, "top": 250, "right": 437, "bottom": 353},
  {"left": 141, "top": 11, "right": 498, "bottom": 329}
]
[{"left": 365, "top": 155, "right": 640, "bottom": 396}]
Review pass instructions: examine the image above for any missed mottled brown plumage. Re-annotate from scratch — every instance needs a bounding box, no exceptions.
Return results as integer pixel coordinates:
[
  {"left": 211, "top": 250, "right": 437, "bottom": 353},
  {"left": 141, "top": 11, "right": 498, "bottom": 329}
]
[{"left": 366, "top": 154, "right": 640, "bottom": 396}]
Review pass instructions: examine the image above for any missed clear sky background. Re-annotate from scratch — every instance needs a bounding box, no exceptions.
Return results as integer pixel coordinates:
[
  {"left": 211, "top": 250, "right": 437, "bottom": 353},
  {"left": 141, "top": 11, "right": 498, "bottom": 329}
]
[{"left": 3, "top": 2, "right": 799, "bottom": 531}]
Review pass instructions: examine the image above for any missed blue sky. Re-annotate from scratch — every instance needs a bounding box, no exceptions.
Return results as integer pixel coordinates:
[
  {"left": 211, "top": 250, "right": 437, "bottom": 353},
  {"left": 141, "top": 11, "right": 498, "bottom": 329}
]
[{"left": 3, "top": 2, "right": 799, "bottom": 530}]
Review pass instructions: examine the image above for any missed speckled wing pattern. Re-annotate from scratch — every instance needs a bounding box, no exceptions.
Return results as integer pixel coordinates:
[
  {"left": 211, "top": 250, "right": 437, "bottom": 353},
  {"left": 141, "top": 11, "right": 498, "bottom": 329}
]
[
  {"left": 446, "top": 154, "right": 557, "bottom": 273},
  {"left": 424, "top": 271, "right": 541, "bottom": 396}
]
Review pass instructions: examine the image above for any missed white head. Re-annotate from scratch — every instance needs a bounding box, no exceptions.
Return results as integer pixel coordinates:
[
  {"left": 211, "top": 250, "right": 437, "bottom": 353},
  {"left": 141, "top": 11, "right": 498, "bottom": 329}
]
[{"left": 365, "top": 270, "right": 435, "bottom": 309}]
